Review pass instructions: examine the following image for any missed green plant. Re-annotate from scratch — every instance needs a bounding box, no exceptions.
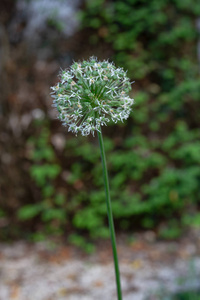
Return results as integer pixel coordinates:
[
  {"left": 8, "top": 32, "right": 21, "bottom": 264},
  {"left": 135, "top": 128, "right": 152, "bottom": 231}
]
[
  {"left": 171, "top": 290, "right": 200, "bottom": 300},
  {"left": 68, "top": 233, "right": 95, "bottom": 253},
  {"left": 147, "top": 289, "right": 200, "bottom": 300},
  {"left": 17, "top": 124, "right": 66, "bottom": 238},
  {"left": 78, "top": 0, "right": 200, "bottom": 237},
  {"left": 51, "top": 57, "right": 134, "bottom": 300},
  {"left": 8, "top": 0, "right": 200, "bottom": 248}
]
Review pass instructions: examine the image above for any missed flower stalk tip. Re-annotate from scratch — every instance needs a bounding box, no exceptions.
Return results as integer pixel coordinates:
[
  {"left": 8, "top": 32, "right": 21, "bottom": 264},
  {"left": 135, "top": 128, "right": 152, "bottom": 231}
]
[{"left": 51, "top": 57, "right": 134, "bottom": 136}]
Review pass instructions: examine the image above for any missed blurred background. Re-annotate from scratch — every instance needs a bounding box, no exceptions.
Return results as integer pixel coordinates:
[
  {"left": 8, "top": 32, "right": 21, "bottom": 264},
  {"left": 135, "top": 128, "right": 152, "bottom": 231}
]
[{"left": 0, "top": 0, "right": 200, "bottom": 249}]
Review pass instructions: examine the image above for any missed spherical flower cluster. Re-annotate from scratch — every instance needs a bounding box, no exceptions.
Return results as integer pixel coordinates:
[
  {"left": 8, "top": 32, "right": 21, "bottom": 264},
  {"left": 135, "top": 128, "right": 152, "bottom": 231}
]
[{"left": 51, "top": 57, "right": 134, "bottom": 136}]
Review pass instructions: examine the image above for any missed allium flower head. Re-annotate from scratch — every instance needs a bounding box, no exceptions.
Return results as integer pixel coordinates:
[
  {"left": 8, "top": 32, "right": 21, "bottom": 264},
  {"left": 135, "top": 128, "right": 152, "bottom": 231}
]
[{"left": 51, "top": 57, "right": 134, "bottom": 136}]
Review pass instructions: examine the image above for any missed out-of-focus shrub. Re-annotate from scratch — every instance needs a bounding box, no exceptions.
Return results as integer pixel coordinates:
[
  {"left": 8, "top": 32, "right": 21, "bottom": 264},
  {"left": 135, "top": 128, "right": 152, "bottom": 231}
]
[
  {"left": 66, "top": 0, "right": 200, "bottom": 239},
  {"left": 2, "top": 0, "right": 200, "bottom": 243}
]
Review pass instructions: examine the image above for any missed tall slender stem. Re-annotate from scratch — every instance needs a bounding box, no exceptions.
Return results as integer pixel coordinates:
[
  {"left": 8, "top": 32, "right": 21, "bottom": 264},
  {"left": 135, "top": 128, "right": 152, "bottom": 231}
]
[{"left": 97, "top": 128, "right": 122, "bottom": 300}]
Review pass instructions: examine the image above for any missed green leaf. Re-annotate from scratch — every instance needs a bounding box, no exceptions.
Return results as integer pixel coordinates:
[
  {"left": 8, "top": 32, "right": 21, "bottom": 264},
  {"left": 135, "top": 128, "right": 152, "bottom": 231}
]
[{"left": 17, "top": 204, "right": 43, "bottom": 220}]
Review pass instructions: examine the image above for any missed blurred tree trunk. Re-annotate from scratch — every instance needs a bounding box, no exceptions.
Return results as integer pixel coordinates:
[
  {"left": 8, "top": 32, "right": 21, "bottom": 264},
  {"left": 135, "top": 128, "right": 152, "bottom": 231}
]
[
  {"left": 0, "top": 24, "right": 11, "bottom": 116},
  {"left": 0, "top": 0, "right": 16, "bottom": 116}
]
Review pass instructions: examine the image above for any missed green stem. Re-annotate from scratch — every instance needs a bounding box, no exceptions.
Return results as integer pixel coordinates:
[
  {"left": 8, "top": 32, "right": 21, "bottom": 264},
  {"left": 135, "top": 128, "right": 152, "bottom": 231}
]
[{"left": 97, "top": 128, "right": 122, "bottom": 300}]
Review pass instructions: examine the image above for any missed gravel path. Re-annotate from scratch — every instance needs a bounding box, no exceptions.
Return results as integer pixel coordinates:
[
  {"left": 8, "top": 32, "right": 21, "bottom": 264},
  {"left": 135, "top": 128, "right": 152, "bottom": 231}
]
[{"left": 0, "top": 231, "right": 200, "bottom": 300}]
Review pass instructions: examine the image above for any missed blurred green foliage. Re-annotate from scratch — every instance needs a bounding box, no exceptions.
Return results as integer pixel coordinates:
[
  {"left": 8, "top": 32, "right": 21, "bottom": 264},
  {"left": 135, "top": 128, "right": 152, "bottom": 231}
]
[
  {"left": 17, "top": 124, "right": 67, "bottom": 240},
  {"left": 148, "top": 289, "right": 200, "bottom": 300},
  {"left": 13, "top": 0, "right": 200, "bottom": 243},
  {"left": 78, "top": 0, "right": 200, "bottom": 239},
  {"left": 82, "top": 0, "right": 200, "bottom": 78},
  {"left": 166, "top": 291, "right": 200, "bottom": 300}
]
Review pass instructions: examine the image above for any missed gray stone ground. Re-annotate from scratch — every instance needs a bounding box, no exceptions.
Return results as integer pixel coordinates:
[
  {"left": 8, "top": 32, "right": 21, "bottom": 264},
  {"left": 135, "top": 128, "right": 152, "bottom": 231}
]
[{"left": 0, "top": 231, "right": 200, "bottom": 300}]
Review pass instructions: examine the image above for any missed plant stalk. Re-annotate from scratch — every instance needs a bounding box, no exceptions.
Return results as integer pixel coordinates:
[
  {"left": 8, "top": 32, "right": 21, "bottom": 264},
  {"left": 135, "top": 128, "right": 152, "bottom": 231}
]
[{"left": 97, "top": 128, "right": 122, "bottom": 300}]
